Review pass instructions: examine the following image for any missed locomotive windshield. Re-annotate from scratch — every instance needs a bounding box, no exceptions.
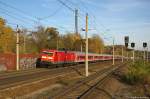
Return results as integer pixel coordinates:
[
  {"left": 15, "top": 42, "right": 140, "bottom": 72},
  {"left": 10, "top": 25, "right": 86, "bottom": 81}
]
[{"left": 42, "top": 51, "right": 53, "bottom": 56}]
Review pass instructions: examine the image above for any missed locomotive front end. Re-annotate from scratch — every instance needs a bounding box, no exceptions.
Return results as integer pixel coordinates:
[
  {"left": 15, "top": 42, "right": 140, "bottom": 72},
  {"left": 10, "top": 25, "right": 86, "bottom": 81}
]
[{"left": 40, "top": 50, "right": 54, "bottom": 65}]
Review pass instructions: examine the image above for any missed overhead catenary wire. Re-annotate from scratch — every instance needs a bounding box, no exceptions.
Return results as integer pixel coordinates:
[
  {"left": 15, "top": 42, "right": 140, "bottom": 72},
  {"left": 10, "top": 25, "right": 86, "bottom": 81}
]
[
  {"left": 0, "top": 1, "right": 38, "bottom": 20},
  {"left": 70, "top": 0, "right": 114, "bottom": 39},
  {"left": 0, "top": 11, "right": 27, "bottom": 23},
  {"left": 38, "top": 6, "right": 63, "bottom": 21},
  {"left": 6, "top": 22, "right": 31, "bottom": 30},
  {"left": 78, "top": 0, "right": 108, "bottom": 29},
  {"left": 56, "top": 0, "right": 75, "bottom": 12},
  {"left": 0, "top": 0, "right": 74, "bottom": 35},
  {"left": 63, "top": 0, "right": 111, "bottom": 38},
  {"left": 0, "top": 11, "right": 36, "bottom": 30},
  {"left": 81, "top": 0, "right": 115, "bottom": 43},
  {"left": 0, "top": 7, "right": 37, "bottom": 23},
  {"left": 0, "top": 0, "right": 111, "bottom": 41},
  {"left": 28, "top": 0, "right": 76, "bottom": 33},
  {"left": 0, "top": 1, "right": 40, "bottom": 29}
]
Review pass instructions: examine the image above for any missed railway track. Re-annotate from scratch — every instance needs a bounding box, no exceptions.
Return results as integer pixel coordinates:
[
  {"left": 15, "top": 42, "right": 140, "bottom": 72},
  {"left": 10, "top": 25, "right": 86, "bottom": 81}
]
[
  {"left": 77, "top": 69, "right": 114, "bottom": 99},
  {"left": 0, "top": 67, "right": 80, "bottom": 90},
  {"left": 0, "top": 62, "right": 99, "bottom": 79},
  {"left": 0, "top": 68, "right": 50, "bottom": 79},
  {"left": 51, "top": 63, "right": 126, "bottom": 99},
  {"left": 0, "top": 61, "right": 114, "bottom": 91}
]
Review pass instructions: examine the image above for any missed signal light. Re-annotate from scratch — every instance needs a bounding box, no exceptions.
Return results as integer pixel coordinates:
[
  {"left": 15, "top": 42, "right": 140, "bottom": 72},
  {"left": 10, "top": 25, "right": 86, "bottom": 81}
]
[
  {"left": 131, "top": 42, "right": 135, "bottom": 48},
  {"left": 125, "top": 36, "right": 129, "bottom": 43},
  {"left": 143, "top": 42, "right": 147, "bottom": 48}
]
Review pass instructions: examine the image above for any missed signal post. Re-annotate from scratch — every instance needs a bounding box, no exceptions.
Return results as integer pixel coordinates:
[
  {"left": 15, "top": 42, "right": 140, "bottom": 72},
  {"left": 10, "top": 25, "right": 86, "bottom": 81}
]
[
  {"left": 143, "top": 42, "right": 147, "bottom": 63},
  {"left": 124, "top": 36, "right": 129, "bottom": 61},
  {"left": 131, "top": 42, "right": 135, "bottom": 63}
]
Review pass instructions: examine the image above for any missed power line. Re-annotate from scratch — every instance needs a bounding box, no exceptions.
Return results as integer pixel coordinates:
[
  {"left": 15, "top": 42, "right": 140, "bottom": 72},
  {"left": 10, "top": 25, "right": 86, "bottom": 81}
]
[
  {"left": 56, "top": 0, "right": 75, "bottom": 12},
  {"left": 0, "top": 11, "right": 27, "bottom": 23},
  {"left": 0, "top": 1, "right": 38, "bottom": 20},
  {"left": 0, "top": 7, "right": 37, "bottom": 23},
  {"left": 7, "top": 22, "right": 18, "bottom": 26},
  {"left": 87, "top": 8, "right": 114, "bottom": 42},
  {"left": 60, "top": 0, "right": 107, "bottom": 36},
  {"left": 0, "top": 10, "right": 35, "bottom": 29},
  {"left": 38, "top": 6, "right": 62, "bottom": 20},
  {"left": 78, "top": 0, "right": 113, "bottom": 36}
]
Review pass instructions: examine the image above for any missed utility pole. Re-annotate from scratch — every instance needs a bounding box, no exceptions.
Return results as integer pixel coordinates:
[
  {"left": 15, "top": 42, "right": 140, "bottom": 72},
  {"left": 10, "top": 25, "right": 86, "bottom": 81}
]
[
  {"left": 121, "top": 46, "right": 123, "bottom": 62},
  {"left": 75, "top": 9, "right": 78, "bottom": 35},
  {"left": 112, "top": 38, "right": 115, "bottom": 65},
  {"left": 16, "top": 25, "right": 20, "bottom": 71},
  {"left": 85, "top": 13, "right": 88, "bottom": 77}
]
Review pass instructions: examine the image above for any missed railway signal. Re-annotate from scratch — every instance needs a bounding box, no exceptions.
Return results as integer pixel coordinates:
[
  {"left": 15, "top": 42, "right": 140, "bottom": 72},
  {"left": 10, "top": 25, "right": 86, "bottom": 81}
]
[
  {"left": 143, "top": 42, "right": 147, "bottom": 62},
  {"left": 124, "top": 36, "right": 129, "bottom": 48},
  {"left": 125, "top": 36, "right": 129, "bottom": 43},
  {"left": 131, "top": 42, "right": 135, "bottom": 63},
  {"left": 124, "top": 36, "right": 129, "bottom": 61},
  {"left": 143, "top": 42, "right": 147, "bottom": 48},
  {"left": 131, "top": 42, "right": 135, "bottom": 48}
]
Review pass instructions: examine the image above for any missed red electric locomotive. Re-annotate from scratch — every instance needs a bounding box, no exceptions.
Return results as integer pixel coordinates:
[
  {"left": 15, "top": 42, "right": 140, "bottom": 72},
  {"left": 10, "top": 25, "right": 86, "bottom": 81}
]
[{"left": 39, "top": 49, "right": 75, "bottom": 65}]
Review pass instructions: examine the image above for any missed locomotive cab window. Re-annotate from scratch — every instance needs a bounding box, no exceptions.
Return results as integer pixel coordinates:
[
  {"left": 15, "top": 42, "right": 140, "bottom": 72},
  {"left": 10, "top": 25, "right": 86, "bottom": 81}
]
[{"left": 42, "top": 51, "right": 53, "bottom": 56}]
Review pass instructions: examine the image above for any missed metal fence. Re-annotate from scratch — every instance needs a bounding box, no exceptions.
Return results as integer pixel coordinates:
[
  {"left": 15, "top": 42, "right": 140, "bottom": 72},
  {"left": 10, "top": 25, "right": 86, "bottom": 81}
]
[{"left": 0, "top": 53, "right": 38, "bottom": 71}]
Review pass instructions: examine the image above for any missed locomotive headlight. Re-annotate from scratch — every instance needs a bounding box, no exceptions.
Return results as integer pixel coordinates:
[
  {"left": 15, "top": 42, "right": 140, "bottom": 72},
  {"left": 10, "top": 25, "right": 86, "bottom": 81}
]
[
  {"left": 47, "top": 57, "right": 53, "bottom": 60},
  {"left": 42, "top": 56, "right": 47, "bottom": 58}
]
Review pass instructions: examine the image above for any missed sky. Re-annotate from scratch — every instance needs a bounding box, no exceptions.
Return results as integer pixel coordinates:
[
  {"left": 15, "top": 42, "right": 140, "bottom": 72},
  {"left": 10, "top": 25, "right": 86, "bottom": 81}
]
[{"left": 0, "top": 0, "right": 150, "bottom": 50}]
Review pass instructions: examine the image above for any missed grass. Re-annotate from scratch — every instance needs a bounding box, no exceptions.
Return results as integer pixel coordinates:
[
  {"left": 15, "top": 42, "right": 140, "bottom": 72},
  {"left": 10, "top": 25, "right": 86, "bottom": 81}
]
[{"left": 122, "top": 60, "right": 150, "bottom": 85}]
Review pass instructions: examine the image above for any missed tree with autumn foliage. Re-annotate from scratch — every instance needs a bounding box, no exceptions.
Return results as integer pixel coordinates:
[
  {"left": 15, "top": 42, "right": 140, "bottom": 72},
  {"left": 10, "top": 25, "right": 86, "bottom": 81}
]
[
  {"left": 88, "top": 34, "right": 104, "bottom": 53},
  {"left": 29, "top": 26, "right": 60, "bottom": 52},
  {"left": 0, "top": 17, "right": 105, "bottom": 54},
  {"left": 62, "top": 33, "right": 82, "bottom": 51},
  {"left": 0, "top": 18, "right": 16, "bottom": 53}
]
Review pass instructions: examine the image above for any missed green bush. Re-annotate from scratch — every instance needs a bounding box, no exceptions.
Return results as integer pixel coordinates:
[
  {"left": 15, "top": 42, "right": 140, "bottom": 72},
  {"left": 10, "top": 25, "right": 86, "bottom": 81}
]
[{"left": 122, "top": 61, "right": 150, "bottom": 85}]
